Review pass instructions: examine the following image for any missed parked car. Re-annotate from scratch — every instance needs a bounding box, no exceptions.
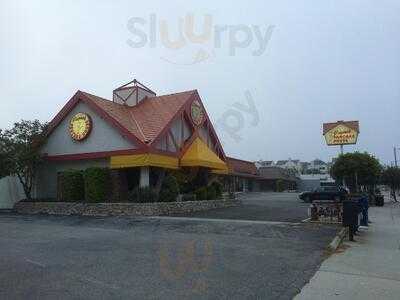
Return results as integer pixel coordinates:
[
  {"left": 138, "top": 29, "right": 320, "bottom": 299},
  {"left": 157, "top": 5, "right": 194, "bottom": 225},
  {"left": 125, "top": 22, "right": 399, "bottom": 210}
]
[{"left": 299, "top": 186, "right": 348, "bottom": 203}]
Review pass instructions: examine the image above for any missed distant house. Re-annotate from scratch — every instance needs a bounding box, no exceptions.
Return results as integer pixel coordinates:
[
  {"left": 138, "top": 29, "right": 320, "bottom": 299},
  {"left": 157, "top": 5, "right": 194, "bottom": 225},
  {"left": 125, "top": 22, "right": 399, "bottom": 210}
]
[
  {"left": 275, "top": 160, "right": 288, "bottom": 167},
  {"left": 307, "top": 159, "right": 329, "bottom": 174},
  {"left": 255, "top": 160, "right": 274, "bottom": 168},
  {"left": 274, "top": 159, "right": 302, "bottom": 174},
  {"left": 255, "top": 158, "right": 334, "bottom": 189},
  {"left": 300, "top": 162, "right": 311, "bottom": 174}
]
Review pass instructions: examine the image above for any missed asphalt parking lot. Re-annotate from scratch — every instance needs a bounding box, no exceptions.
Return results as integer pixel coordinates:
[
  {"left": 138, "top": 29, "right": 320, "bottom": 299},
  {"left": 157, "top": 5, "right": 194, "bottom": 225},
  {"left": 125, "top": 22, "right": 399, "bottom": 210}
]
[
  {"left": 0, "top": 193, "right": 338, "bottom": 300},
  {"left": 179, "top": 192, "right": 310, "bottom": 222}
]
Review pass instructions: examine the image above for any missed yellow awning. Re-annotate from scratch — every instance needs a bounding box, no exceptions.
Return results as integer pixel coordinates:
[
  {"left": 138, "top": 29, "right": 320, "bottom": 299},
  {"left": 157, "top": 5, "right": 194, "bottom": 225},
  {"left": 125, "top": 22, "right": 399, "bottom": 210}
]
[
  {"left": 180, "top": 137, "right": 228, "bottom": 170},
  {"left": 110, "top": 153, "right": 179, "bottom": 169},
  {"left": 211, "top": 167, "right": 230, "bottom": 175}
]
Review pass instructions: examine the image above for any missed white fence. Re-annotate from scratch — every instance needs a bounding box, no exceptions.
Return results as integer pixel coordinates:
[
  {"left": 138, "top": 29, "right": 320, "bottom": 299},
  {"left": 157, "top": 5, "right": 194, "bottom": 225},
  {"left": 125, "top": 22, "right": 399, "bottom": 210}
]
[{"left": 0, "top": 176, "right": 25, "bottom": 209}]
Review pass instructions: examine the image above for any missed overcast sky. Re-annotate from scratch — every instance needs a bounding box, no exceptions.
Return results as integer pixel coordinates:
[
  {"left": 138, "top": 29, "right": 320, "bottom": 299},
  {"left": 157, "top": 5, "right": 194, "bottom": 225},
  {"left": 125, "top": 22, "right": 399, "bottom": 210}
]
[{"left": 1, "top": 0, "right": 399, "bottom": 164}]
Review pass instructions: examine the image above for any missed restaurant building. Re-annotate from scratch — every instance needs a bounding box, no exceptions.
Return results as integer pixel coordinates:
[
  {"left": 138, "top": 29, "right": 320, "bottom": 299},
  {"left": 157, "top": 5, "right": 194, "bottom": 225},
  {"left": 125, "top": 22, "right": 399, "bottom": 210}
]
[{"left": 35, "top": 79, "right": 259, "bottom": 200}]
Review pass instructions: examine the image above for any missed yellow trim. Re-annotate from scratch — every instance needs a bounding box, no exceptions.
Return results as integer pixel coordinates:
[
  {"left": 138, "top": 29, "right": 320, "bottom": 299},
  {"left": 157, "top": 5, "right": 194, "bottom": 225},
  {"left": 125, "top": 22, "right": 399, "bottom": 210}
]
[
  {"left": 211, "top": 167, "right": 230, "bottom": 175},
  {"left": 110, "top": 153, "right": 179, "bottom": 169},
  {"left": 180, "top": 137, "right": 228, "bottom": 170}
]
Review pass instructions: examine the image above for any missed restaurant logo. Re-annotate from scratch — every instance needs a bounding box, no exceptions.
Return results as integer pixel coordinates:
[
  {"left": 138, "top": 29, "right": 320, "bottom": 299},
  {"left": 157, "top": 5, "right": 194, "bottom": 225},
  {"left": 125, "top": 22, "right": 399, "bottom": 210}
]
[
  {"left": 126, "top": 13, "right": 275, "bottom": 66},
  {"left": 324, "top": 124, "right": 358, "bottom": 146},
  {"left": 69, "top": 112, "right": 92, "bottom": 141},
  {"left": 190, "top": 100, "right": 205, "bottom": 126}
]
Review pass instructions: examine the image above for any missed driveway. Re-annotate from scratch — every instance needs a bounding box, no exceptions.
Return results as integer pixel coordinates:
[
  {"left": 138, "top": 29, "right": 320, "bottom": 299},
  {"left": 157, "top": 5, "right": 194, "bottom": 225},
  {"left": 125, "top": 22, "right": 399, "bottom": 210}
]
[
  {"left": 0, "top": 193, "right": 337, "bottom": 300},
  {"left": 179, "top": 192, "right": 310, "bottom": 223}
]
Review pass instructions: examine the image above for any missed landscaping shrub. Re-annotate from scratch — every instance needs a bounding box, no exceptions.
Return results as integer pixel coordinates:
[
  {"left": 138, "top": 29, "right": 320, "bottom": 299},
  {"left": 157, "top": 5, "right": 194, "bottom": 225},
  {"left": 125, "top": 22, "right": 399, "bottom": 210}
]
[
  {"left": 276, "top": 179, "right": 285, "bottom": 192},
  {"left": 195, "top": 187, "right": 208, "bottom": 201},
  {"left": 128, "top": 187, "right": 158, "bottom": 203},
  {"left": 211, "top": 181, "right": 223, "bottom": 199},
  {"left": 83, "top": 167, "right": 111, "bottom": 203},
  {"left": 159, "top": 174, "right": 179, "bottom": 202},
  {"left": 61, "top": 170, "right": 84, "bottom": 202},
  {"left": 206, "top": 185, "right": 217, "bottom": 200}
]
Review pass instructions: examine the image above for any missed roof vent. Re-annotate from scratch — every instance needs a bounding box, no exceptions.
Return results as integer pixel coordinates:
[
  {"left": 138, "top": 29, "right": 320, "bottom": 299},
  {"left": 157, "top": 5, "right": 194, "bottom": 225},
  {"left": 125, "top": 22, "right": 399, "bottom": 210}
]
[{"left": 113, "top": 79, "right": 156, "bottom": 106}]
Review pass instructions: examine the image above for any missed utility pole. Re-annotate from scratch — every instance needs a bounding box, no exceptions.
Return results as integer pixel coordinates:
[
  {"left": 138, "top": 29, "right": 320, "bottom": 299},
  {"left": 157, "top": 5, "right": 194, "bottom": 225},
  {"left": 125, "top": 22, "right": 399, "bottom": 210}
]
[
  {"left": 394, "top": 146, "right": 398, "bottom": 168},
  {"left": 340, "top": 144, "right": 345, "bottom": 187},
  {"left": 355, "top": 171, "right": 359, "bottom": 193}
]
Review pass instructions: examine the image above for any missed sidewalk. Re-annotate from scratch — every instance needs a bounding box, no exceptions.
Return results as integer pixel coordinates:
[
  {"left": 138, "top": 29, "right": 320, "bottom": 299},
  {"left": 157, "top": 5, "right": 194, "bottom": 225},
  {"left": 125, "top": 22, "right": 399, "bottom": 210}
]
[{"left": 295, "top": 201, "right": 400, "bottom": 300}]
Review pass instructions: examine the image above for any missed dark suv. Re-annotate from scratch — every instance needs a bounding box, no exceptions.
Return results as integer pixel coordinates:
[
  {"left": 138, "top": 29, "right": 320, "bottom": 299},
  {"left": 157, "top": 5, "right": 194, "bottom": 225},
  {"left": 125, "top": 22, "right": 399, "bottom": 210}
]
[{"left": 299, "top": 186, "right": 348, "bottom": 203}]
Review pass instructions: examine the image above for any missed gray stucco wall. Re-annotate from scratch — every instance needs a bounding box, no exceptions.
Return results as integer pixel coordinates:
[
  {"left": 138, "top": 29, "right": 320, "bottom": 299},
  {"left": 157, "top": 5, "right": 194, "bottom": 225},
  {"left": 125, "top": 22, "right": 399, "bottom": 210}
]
[
  {"left": 35, "top": 159, "right": 109, "bottom": 199},
  {"left": 41, "top": 101, "right": 136, "bottom": 156}
]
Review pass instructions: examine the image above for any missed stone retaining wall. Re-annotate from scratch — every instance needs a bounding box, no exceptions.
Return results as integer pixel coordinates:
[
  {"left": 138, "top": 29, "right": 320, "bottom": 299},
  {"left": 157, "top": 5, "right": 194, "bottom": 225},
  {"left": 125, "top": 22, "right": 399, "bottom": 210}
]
[{"left": 14, "top": 199, "right": 241, "bottom": 217}]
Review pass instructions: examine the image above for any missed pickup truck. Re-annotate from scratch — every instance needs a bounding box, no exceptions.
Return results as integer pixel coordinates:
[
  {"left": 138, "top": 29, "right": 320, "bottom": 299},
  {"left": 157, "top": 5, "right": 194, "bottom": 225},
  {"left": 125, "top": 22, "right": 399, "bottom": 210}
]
[{"left": 299, "top": 186, "right": 348, "bottom": 203}]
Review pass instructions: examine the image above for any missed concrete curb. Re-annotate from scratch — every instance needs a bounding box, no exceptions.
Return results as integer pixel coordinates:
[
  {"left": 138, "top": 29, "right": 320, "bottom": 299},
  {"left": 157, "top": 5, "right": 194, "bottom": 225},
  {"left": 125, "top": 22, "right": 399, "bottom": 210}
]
[
  {"left": 328, "top": 227, "right": 348, "bottom": 252},
  {"left": 147, "top": 216, "right": 302, "bottom": 226}
]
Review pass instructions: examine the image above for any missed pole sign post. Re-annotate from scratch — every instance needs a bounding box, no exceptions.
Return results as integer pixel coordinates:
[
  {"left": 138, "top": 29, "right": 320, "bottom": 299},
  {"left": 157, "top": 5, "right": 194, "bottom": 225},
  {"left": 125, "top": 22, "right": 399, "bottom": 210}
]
[{"left": 323, "top": 121, "right": 360, "bottom": 154}]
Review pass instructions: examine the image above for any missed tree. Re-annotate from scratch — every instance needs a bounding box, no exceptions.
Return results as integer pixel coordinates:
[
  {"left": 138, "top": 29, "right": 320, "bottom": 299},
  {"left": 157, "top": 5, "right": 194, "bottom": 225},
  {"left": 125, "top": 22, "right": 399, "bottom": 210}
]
[
  {"left": 0, "top": 120, "right": 47, "bottom": 200},
  {"left": 276, "top": 179, "right": 285, "bottom": 192},
  {"left": 330, "top": 152, "right": 381, "bottom": 193},
  {"left": 381, "top": 166, "right": 400, "bottom": 202},
  {"left": 160, "top": 174, "right": 179, "bottom": 202}
]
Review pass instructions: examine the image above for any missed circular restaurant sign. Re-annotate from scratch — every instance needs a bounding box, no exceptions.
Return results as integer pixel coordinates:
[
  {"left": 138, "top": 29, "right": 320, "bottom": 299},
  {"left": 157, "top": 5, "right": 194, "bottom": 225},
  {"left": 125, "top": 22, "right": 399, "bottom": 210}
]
[
  {"left": 190, "top": 100, "right": 204, "bottom": 126},
  {"left": 69, "top": 112, "right": 92, "bottom": 141}
]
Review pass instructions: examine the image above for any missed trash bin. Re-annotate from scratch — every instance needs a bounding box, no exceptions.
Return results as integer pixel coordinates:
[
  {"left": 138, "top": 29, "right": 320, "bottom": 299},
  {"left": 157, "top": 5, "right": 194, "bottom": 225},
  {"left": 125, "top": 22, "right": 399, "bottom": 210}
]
[
  {"left": 342, "top": 200, "right": 361, "bottom": 241},
  {"left": 375, "top": 195, "right": 384, "bottom": 207}
]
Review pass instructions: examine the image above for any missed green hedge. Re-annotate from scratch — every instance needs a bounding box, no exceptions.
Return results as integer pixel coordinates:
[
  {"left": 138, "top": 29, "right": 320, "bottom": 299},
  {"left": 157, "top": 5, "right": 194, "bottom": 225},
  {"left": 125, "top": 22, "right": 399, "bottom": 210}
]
[
  {"left": 211, "top": 181, "right": 223, "bottom": 199},
  {"left": 128, "top": 187, "right": 158, "bottom": 203},
  {"left": 83, "top": 168, "right": 111, "bottom": 203},
  {"left": 206, "top": 185, "right": 217, "bottom": 200},
  {"left": 195, "top": 184, "right": 222, "bottom": 201},
  {"left": 160, "top": 174, "right": 179, "bottom": 202},
  {"left": 195, "top": 187, "right": 208, "bottom": 201},
  {"left": 276, "top": 179, "right": 285, "bottom": 192},
  {"left": 181, "top": 194, "right": 196, "bottom": 202},
  {"left": 61, "top": 170, "right": 84, "bottom": 202}
]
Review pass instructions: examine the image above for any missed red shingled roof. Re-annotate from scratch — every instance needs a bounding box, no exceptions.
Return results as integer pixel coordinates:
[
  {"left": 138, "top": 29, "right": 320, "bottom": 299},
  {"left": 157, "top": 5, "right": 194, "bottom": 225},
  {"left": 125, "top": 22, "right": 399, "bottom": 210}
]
[
  {"left": 45, "top": 87, "right": 231, "bottom": 162},
  {"left": 47, "top": 90, "right": 196, "bottom": 147},
  {"left": 227, "top": 157, "right": 258, "bottom": 176},
  {"left": 82, "top": 90, "right": 195, "bottom": 144}
]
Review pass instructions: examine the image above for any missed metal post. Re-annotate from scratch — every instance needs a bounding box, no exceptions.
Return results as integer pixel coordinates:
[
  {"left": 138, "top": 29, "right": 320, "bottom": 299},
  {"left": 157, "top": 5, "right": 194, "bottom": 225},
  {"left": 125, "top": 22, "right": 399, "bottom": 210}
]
[
  {"left": 355, "top": 172, "right": 359, "bottom": 193},
  {"left": 340, "top": 144, "right": 345, "bottom": 187},
  {"left": 349, "top": 225, "right": 354, "bottom": 241}
]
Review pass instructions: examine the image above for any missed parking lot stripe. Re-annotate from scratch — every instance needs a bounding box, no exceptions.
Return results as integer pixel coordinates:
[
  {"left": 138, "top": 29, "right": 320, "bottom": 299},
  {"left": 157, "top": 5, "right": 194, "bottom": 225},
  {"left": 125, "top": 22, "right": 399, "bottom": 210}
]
[{"left": 25, "top": 259, "right": 46, "bottom": 268}]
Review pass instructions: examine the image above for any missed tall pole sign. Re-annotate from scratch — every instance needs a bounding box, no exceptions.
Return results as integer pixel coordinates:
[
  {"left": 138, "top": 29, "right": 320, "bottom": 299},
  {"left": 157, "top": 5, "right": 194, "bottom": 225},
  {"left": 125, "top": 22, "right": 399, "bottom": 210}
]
[{"left": 323, "top": 120, "right": 360, "bottom": 155}]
